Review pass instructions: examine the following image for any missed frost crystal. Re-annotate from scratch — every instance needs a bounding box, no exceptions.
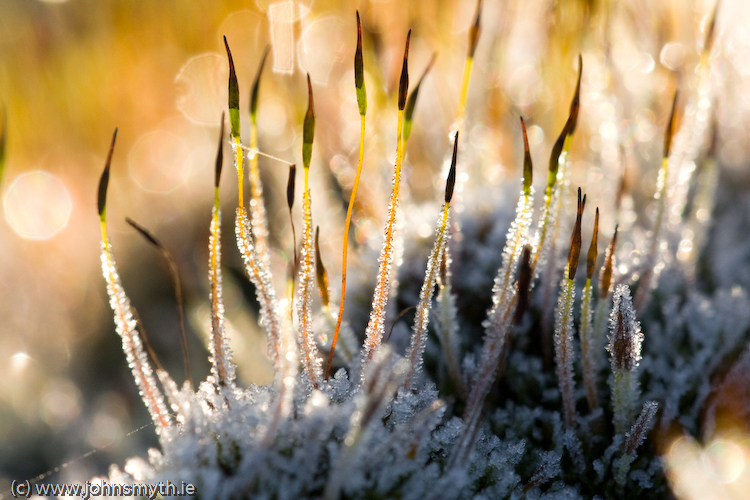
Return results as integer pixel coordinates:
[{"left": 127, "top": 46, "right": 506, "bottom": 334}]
[
  {"left": 404, "top": 204, "right": 451, "bottom": 389},
  {"left": 235, "top": 207, "right": 284, "bottom": 371},
  {"left": 100, "top": 240, "right": 170, "bottom": 433},
  {"left": 208, "top": 205, "right": 235, "bottom": 387},
  {"left": 296, "top": 186, "right": 323, "bottom": 386}
]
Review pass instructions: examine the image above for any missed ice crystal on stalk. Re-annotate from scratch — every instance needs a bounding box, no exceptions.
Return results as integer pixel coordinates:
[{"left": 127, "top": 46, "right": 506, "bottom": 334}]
[
  {"left": 208, "top": 205, "right": 235, "bottom": 387},
  {"left": 297, "top": 186, "right": 323, "bottom": 386},
  {"left": 100, "top": 241, "right": 170, "bottom": 433},
  {"left": 235, "top": 207, "right": 283, "bottom": 370}
]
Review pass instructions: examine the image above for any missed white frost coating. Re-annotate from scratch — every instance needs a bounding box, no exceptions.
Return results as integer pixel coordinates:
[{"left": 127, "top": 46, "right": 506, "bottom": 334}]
[
  {"left": 100, "top": 240, "right": 170, "bottom": 433},
  {"left": 608, "top": 284, "right": 643, "bottom": 373},
  {"left": 608, "top": 284, "right": 643, "bottom": 435},
  {"left": 208, "top": 205, "right": 236, "bottom": 387},
  {"left": 361, "top": 161, "right": 403, "bottom": 373},
  {"left": 452, "top": 188, "right": 534, "bottom": 467},
  {"left": 235, "top": 207, "right": 284, "bottom": 372},
  {"left": 485, "top": 188, "right": 535, "bottom": 335},
  {"left": 404, "top": 204, "right": 451, "bottom": 389},
  {"left": 296, "top": 187, "right": 323, "bottom": 386},
  {"left": 615, "top": 400, "right": 658, "bottom": 486},
  {"left": 554, "top": 276, "right": 577, "bottom": 427},
  {"left": 579, "top": 282, "right": 598, "bottom": 410}
]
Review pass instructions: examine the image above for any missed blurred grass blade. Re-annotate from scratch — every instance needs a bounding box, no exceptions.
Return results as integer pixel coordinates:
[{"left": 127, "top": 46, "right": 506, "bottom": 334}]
[
  {"left": 0, "top": 104, "right": 6, "bottom": 183},
  {"left": 664, "top": 91, "right": 679, "bottom": 159},
  {"left": 403, "top": 52, "right": 437, "bottom": 144},
  {"left": 126, "top": 217, "right": 192, "bottom": 387},
  {"left": 599, "top": 225, "right": 618, "bottom": 298},
  {"left": 315, "top": 226, "right": 330, "bottom": 309},
  {"left": 250, "top": 46, "right": 270, "bottom": 125}
]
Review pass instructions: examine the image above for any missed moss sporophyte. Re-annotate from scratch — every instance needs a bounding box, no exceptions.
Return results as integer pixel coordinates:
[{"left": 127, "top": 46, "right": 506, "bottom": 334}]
[{"left": 82, "top": 3, "right": 743, "bottom": 499}]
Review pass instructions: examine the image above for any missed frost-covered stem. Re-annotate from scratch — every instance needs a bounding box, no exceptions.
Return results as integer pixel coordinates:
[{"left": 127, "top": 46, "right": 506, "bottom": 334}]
[
  {"left": 591, "top": 297, "right": 610, "bottom": 369},
  {"left": 555, "top": 276, "right": 577, "bottom": 427},
  {"left": 614, "top": 400, "right": 658, "bottom": 486},
  {"left": 100, "top": 237, "right": 170, "bottom": 433},
  {"left": 209, "top": 196, "right": 235, "bottom": 387},
  {"left": 608, "top": 284, "right": 643, "bottom": 435},
  {"left": 579, "top": 280, "right": 598, "bottom": 411},
  {"left": 435, "top": 250, "right": 464, "bottom": 397},
  {"left": 611, "top": 370, "right": 636, "bottom": 436},
  {"left": 362, "top": 109, "right": 405, "bottom": 370},
  {"left": 404, "top": 204, "right": 450, "bottom": 389},
  {"left": 235, "top": 207, "right": 283, "bottom": 371},
  {"left": 297, "top": 171, "right": 322, "bottom": 386}
]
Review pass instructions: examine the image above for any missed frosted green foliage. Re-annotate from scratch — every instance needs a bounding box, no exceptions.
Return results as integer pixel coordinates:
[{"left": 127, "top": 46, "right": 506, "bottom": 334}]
[
  {"left": 554, "top": 277, "right": 577, "bottom": 427},
  {"left": 404, "top": 205, "right": 451, "bottom": 388},
  {"left": 208, "top": 205, "right": 236, "bottom": 387},
  {"left": 579, "top": 282, "right": 598, "bottom": 410},
  {"left": 608, "top": 285, "right": 642, "bottom": 434},
  {"left": 100, "top": 240, "right": 171, "bottom": 434},
  {"left": 614, "top": 400, "right": 658, "bottom": 487},
  {"left": 453, "top": 187, "right": 534, "bottom": 465},
  {"left": 435, "top": 250, "right": 464, "bottom": 397}
]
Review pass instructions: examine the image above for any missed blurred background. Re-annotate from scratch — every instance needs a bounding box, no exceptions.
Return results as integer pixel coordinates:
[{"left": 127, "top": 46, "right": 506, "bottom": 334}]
[{"left": 0, "top": 0, "right": 748, "bottom": 496}]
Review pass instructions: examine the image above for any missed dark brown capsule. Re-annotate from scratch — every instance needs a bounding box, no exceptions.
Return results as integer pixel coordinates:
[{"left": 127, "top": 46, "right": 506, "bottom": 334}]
[
  {"left": 520, "top": 116, "right": 533, "bottom": 195},
  {"left": 467, "top": 0, "right": 482, "bottom": 59},
  {"left": 398, "top": 30, "right": 411, "bottom": 111},
  {"left": 586, "top": 208, "right": 599, "bottom": 280},
  {"left": 548, "top": 119, "right": 570, "bottom": 189},
  {"left": 287, "top": 164, "right": 296, "bottom": 211},
  {"left": 664, "top": 91, "right": 679, "bottom": 159},
  {"left": 703, "top": 1, "right": 720, "bottom": 55},
  {"left": 445, "top": 132, "right": 458, "bottom": 204},
  {"left": 599, "top": 225, "right": 618, "bottom": 298},
  {"left": 215, "top": 112, "right": 225, "bottom": 188},
  {"left": 567, "top": 54, "right": 583, "bottom": 136},
  {"left": 97, "top": 128, "right": 118, "bottom": 219},
  {"left": 567, "top": 187, "right": 586, "bottom": 280},
  {"left": 250, "top": 46, "right": 270, "bottom": 123}
]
